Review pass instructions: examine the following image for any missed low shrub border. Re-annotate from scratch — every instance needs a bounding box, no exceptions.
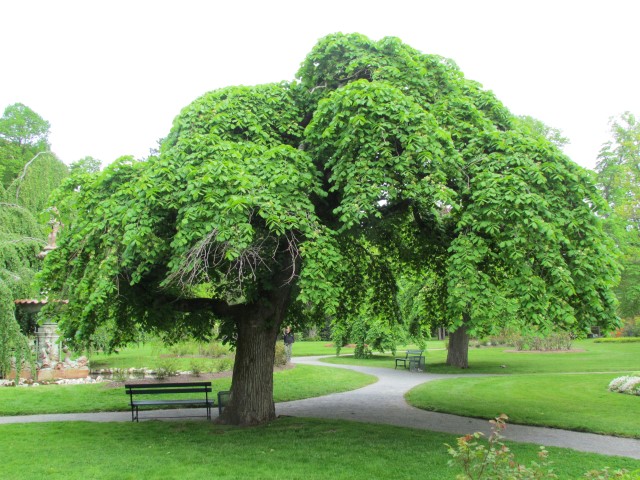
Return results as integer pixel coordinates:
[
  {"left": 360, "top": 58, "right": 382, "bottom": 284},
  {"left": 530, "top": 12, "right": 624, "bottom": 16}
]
[{"left": 595, "top": 337, "right": 640, "bottom": 344}]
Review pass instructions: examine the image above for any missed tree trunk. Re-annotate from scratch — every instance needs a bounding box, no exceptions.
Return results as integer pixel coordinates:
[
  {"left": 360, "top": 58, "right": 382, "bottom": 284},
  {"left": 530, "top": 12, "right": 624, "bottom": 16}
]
[
  {"left": 446, "top": 321, "right": 469, "bottom": 368},
  {"left": 217, "top": 254, "right": 296, "bottom": 426},
  {"left": 219, "top": 314, "right": 279, "bottom": 426}
]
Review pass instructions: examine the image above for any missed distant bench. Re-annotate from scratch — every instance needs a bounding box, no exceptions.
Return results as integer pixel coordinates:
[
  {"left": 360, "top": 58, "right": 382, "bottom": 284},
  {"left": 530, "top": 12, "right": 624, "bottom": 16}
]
[
  {"left": 394, "top": 350, "right": 425, "bottom": 371},
  {"left": 125, "top": 382, "right": 216, "bottom": 422}
]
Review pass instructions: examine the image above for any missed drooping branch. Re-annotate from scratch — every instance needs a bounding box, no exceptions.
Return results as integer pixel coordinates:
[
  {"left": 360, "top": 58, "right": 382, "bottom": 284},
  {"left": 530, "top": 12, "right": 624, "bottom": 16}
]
[{"left": 10, "top": 151, "right": 51, "bottom": 202}]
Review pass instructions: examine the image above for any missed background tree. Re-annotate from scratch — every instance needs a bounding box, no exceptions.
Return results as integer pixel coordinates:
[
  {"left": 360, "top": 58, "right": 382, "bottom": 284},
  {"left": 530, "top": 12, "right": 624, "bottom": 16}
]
[
  {"left": 515, "top": 115, "right": 570, "bottom": 149},
  {"left": 299, "top": 34, "right": 619, "bottom": 367},
  {"left": 41, "top": 34, "right": 619, "bottom": 426},
  {"left": 69, "top": 156, "right": 101, "bottom": 174},
  {"left": 0, "top": 103, "right": 51, "bottom": 188},
  {"left": 596, "top": 112, "right": 640, "bottom": 319}
]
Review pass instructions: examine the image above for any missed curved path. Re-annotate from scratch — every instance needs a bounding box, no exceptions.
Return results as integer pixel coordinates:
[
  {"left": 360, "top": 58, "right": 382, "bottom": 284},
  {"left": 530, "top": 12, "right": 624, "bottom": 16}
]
[
  {"left": 0, "top": 356, "right": 638, "bottom": 460},
  {"left": 279, "top": 356, "right": 640, "bottom": 460}
]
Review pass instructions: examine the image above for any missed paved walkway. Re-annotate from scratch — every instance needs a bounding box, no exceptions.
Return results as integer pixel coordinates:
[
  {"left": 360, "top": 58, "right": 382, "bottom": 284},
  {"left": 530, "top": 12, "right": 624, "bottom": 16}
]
[
  {"left": 1, "top": 356, "right": 638, "bottom": 460},
  {"left": 282, "top": 357, "right": 640, "bottom": 460}
]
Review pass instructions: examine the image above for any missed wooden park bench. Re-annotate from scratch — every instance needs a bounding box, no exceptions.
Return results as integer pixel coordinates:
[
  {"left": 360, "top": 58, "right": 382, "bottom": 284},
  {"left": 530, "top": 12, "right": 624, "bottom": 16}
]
[
  {"left": 125, "top": 382, "right": 215, "bottom": 422},
  {"left": 395, "top": 350, "right": 425, "bottom": 371}
]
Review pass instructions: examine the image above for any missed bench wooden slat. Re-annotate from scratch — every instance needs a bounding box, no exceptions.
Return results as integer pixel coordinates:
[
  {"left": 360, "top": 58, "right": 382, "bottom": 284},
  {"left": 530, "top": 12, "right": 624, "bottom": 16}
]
[
  {"left": 125, "top": 382, "right": 212, "bottom": 389},
  {"left": 126, "top": 387, "right": 212, "bottom": 395},
  {"left": 131, "top": 399, "right": 214, "bottom": 406}
]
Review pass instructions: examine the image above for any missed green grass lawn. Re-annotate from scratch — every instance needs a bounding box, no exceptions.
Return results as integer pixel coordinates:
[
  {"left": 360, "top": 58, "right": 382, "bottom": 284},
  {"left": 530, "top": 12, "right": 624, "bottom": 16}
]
[
  {"left": 322, "top": 339, "right": 640, "bottom": 374},
  {"left": 0, "top": 365, "right": 375, "bottom": 416},
  {"left": 406, "top": 373, "right": 640, "bottom": 438},
  {"left": 1, "top": 418, "right": 638, "bottom": 480}
]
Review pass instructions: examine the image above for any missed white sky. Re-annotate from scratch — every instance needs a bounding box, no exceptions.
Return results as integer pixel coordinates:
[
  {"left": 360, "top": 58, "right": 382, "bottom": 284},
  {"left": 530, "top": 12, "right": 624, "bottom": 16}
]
[{"left": 1, "top": 0, "right": 638, "bottom": 171}]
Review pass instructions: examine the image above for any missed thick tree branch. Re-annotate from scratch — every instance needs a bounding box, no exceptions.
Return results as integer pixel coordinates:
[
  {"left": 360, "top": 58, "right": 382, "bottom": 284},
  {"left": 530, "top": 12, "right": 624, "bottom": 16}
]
[{"left": 155, "top": 295, "right": 241, "bottom": 318}]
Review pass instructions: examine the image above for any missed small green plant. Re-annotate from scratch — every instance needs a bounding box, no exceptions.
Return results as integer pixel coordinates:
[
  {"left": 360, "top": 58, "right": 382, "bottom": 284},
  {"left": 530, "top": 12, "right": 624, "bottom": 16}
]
[
  {"left": 155, "top": 359, "right": 179, "bottom": 380},
  {"left": 168, "top": 341, "right": 196, "bottom": 357},
  {"left": 583, "top": 467, "right": 633, "bottom": 479},
  {"left": 111, "top": 368, "right": 128, "bottom": 382},
  {"left": 198, "top": 342, "right": 229, "bottom": 358},
  {"left": 447, "top": 415, "right": 631, "bottom": 479},
  {"left": 189, "top": 360, "right": 205, "bottom": 377},
  {"left": 446, "top": 414, "right": 557, "bottom": 479},
  {"left": 215, "top": 358, "right": 233, "bottom": 373}
]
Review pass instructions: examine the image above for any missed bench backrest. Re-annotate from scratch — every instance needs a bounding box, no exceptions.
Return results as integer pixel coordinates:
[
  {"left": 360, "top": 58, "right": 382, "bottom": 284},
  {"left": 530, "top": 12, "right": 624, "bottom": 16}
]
[
  {"left": 405, "top": 350, "right": 423, "bottom": 358},
  {"left": 125, "top": 382, "right": 212, "bottom": 395}
]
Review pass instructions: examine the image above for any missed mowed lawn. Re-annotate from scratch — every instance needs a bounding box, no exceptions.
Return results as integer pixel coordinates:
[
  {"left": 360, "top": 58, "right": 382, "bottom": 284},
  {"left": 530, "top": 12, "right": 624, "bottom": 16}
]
[
  {"left": 2, "top": 418, "right": 639, "bottom": 480},
  {"left": 406, "top": 373, "right": 640, "bottom": 438}
]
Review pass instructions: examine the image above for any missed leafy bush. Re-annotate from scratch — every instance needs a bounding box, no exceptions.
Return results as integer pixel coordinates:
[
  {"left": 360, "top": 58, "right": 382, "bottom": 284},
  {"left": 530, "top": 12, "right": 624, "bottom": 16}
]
[
  {"left": 512, "top": 332, "right": 573, "bottom": 351},
  {"left": 446, "top": 414, "right": 557, "bottom": 479},
  {"left": 215, "top": 358, "right": 233, "bottom": 373},
  {"left": 354, "top": 344, "right": 372, "bottom": 359},
  {"left": 447, "top": 415, "right": 632, "bottom": 479},
  {"left": 155, "top": 359, "right": 179, "bottom": 379},
  {"left": 165, "top": 339, "right": 229, "bottom": 358},
  {"left": 470, "top": 331, "right": 574, "bottom": 351},
  {"left": 198, "top": 342, "right": 229, "bottom": 358},
  {"left": 189, "top": 360, "right": 205, "bottom": 377},
  {"left": 168, "top": 341, "right": 194, "bottom": 357},
  {"left": 274, "top": 342, "right": 287, "bottom": 367}
]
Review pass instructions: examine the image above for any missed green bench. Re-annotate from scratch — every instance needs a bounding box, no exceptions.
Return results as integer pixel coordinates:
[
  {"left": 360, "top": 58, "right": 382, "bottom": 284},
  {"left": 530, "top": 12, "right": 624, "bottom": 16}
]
[
  {"left": 125, "top": 382, "right": 215, "bottom": 422},
  {"left": 395, "top": 350, "right": 425, "bottom": 371}
]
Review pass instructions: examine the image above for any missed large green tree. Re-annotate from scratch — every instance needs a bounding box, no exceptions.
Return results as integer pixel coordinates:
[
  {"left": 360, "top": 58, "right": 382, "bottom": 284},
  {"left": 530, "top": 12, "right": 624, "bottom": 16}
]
[
  {"left": 41, "top": 34, "right": 618, "bottom": 425},
  {"left": 596, "top": 112, "right": 640, "bottom": 319}
]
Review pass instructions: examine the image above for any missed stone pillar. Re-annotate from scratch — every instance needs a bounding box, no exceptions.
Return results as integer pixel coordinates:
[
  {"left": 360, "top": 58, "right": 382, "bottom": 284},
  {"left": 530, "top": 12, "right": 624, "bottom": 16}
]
[{"left": 36, "top": 322, "right": 60, "bottom": 365}]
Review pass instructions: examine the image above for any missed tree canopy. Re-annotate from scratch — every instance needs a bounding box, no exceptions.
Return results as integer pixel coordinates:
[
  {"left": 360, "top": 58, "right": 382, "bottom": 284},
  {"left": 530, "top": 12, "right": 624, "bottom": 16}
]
[
  {"left": 0, "top": 103, "right": 53, "bottom": 188},
  {"left": 596, "top": 112, "right": 640, "bottom": 319},
  {"left": 41, "top": 33, "right": 619, "bottom": 424}
]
